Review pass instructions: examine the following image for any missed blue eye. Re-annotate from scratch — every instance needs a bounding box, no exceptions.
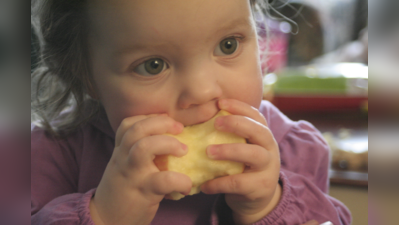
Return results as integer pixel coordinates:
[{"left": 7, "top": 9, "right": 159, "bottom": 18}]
[
  {"left": 134, "top": 58, "right": 166, "bottom": 76},
  {"left": 214, "top": 37, "right": 239, "bottom": 56}
]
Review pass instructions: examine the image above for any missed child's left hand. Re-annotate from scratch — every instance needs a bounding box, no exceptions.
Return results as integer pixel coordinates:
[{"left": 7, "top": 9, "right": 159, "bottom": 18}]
[{"left": 201, "top": 99, "right": 282, "bottom": 225}]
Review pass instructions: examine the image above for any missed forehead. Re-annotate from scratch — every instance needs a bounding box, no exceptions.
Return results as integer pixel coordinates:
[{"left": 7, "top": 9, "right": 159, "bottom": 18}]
[{"left": 87, "top": 0, "right": 254, "bottom": 50}]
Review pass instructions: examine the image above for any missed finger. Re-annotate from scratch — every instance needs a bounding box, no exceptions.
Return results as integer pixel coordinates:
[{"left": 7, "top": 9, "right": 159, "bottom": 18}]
[
  {"left": 214, "top": 114, "right": 276, "bottom": 151},
  {"left": 146, "top": 171, "right": 192, "bottom": 196},
  {"left": 218, "top": 99, "right": 268, "bottom": 127},
  {"left": 115, "top": 114, "right": 160, "bottom": 147},
  {"left": 300, "top": 220, "right": 318, "bottom": 225},
  {"left": 129, "top": 135, "right": 187, "bottom": 168},
  {"left": 201, "top": 172, "right": 259, "bottom": 196},
  {"left": 206, "top": 143, "right": 269, "bottom": 171},
  {"left": 118, "top": 115, "right": 184, "bottom": 148},
  {"left": 300, "top": 220, "right": 319, "bottom": 225}
]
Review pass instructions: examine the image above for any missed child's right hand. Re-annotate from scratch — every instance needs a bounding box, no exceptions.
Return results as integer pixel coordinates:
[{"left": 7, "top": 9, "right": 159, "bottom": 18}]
[{"left": 89, "top": 114, "right": 192, "bottom": 225}]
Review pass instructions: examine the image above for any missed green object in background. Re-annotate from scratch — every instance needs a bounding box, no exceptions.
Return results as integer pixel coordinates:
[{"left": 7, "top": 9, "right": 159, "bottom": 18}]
[
  {"left": 271, "top": 63, "right": 368, "bottom": 96},
  {"left": 274, "top": 73, "right": 347, "bottom": 95}
]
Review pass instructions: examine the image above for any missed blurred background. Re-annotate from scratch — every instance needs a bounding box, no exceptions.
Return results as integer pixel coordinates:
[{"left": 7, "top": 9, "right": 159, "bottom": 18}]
[
  {"left": 0, "top": 0, "right": 396, "bottom": 224},
  {"left": 259, "top": 0, "right": 369, "bottom": 224},
  {"left": 259, "top": 0, "right": 397, "bottom": 225},
  {"left": 0, "top": 0, "right": 30, "bottom": 225}
]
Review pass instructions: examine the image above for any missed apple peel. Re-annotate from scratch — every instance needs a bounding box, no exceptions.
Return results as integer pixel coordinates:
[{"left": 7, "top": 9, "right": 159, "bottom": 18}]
[{"left": 154, "top": 110, "right": 246, "bottom": 200}]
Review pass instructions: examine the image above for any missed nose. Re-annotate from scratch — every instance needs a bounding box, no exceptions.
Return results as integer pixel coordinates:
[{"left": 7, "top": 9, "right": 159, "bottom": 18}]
[{"left": 176, "top": 60, "right": 222, "bottom": 109}]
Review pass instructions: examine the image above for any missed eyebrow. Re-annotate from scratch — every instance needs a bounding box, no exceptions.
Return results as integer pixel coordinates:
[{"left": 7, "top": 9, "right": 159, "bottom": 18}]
[
  {"left": 112, "top": 43, "right": 165, "bottom": 57},
  {"left": 113, "top": 17, "right": 253, "bottom": 57},
  {"left": 216, "top": 17, "right": 253, "bottom": 35}
]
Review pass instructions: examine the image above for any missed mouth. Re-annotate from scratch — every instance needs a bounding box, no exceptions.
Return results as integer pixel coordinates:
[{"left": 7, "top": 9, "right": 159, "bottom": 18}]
[{"left": 182, "top": 110, "right": 219, "bottom": 127}]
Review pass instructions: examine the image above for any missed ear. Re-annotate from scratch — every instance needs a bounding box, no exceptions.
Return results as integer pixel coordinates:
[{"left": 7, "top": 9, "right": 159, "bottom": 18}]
[
  {"left": 87, "top": 86, "right": 99, "bottom": 100},
  {"left": 85, "top": 77, "right": 100, "bottom": 100},
  {"left": 87, "top": 90, "right": 98, "bottom": 100}
]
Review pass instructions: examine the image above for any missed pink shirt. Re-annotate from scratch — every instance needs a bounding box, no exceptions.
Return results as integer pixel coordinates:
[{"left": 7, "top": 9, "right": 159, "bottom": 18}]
[{"left": 31, "top": 100, "right": 351, "bottom": 224}]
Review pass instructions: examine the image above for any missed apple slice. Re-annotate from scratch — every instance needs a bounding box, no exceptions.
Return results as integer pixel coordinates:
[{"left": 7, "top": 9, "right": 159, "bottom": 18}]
[{"left": 154, "top": 110, "right": 246, "bottom": 200}]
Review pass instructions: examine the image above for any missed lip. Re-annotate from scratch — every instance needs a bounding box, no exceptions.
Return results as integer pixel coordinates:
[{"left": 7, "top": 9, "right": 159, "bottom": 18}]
[
  {"left": 190, "top": 116, "right": 215, "bottom": 126},
  {"left": 183, "top": 110, "right": 219, "bottom": 127}
]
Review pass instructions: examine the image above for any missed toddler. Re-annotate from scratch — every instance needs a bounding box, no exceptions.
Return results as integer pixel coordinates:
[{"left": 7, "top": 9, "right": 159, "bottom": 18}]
[{"left": 31, "top": 0, "right": 351, "bottom": 224}]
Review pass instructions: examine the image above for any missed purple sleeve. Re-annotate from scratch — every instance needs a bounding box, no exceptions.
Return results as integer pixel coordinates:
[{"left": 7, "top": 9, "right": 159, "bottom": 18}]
[
  {"left": 31, "top": 128, "right": 96, "bottom": 224},
  {"left": 211, "top": 171, "right": 351, "bottom": 225},
  {"left": 252, "top": 170, "right": 351, "bottom": 225},
  {"left": 31, "top": 189, "right": 96, "bottom": 225},
  {"left": 210, "top": 101, "right": 352, "bottom": 224},
  {"left": 260, "top": 101, "right": 351, "bottom": 224},
  {"left": 259, "top": 101, "right": 330, "bottom": 193},
  {"left": 267, "top": 121, "right": 351, "bottom": 224},
  {"left": 278, "top": 121, "right": 330, "bottom": 193}
]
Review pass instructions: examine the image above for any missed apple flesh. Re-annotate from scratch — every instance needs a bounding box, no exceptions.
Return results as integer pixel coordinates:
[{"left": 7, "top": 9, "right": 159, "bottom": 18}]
[{"left": 154, "top": 110, "right": 246, "bottom": 200}]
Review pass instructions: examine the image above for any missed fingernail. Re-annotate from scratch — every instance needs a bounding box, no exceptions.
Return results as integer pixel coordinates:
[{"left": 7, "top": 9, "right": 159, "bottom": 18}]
[
  {"left": 181, "top": 143, "right": 188, "bottom": 151},
  {"left": 174, "top": 122, "right": 184, "bottom": 130},
  {"left": 200, "top": 184, "right": 210, "bottom": 194},
  {"left": 180, "top": 190, "right": 190, "bottom": 196},
  {"left": 206, "top": 145, "right": 218, "bottom": 159}
]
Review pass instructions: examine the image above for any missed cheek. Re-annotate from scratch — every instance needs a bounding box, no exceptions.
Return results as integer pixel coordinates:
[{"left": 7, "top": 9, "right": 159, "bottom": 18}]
[
  {"left": 99, "top": 90, "right": 137, "bottom": 132},
  {"left": 99, "top": 84, "right": 171, "bottom": 131},
  {"left": 92, "top": 76, "right": 136, "bottom": 130},
  {"left": 244, "top": 67, "right": 263, "bottom": 108},
  {"left": 227, "top": 53, "right": 263, "bottom": 108}
]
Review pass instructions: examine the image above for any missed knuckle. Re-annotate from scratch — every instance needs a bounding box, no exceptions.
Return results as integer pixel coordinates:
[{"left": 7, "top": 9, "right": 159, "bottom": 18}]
[
  {"left": 256, "top": 110, "right": 267, "bottom": 124},
  {"left": 263, "top": 126, "right": 272, "bottom": 135},
  {"left": 131, "top": 139, "right": 149, "bottom": 160},
  {"left": 246, "top": 123, "right": 263, "bottom": 141},
  {"left": 135, "top": 139, "right": 149, "bottom": 153},
  {"left": 245, "top": 191, "right": 261, "bottom": 202},
  {"left": 115, "top": 118, "right": 131, "bottom": 141},
  {"left": 131, "top": 121, "right": 146, "bottom": 135},
  {"left": 228, "top": 176, "right": 242, "bottom": 192},
  {"left": 159, "top": 116, "right": 174, "bottom": 128},
  {"left": 119, "top": 117, "right": 131, "bottom": 130},
  {"left": 126, "top": 150, "right": 137, "bottom": 167},
  {"left": 164, "top": 116, "right": 175, "bottom": 126},
  {"left": 248, "top": 147, "right": 261, "bottom": 160},
  {"left": 254, "top": 123, "right": 265, "bottom": 134},
  {"left": 162, "top": 172, "right": 177, "bottom": 185},
  {"left": 260, "top": 177, "right": 273, "bottom": 189},
  {"left": 255, "top": 109, "right": 263, "bottom": 118}
]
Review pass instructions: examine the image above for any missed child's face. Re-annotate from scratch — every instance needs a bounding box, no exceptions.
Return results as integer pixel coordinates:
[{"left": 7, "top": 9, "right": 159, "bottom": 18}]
[{"left": 88, "top": 0, "right": 263, "bottom": 131}]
